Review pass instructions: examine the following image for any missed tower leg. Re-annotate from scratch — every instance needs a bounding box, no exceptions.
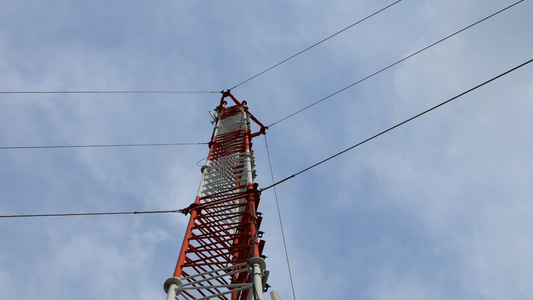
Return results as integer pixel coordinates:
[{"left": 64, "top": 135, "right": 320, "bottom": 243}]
[
  {"left": 248, "top": 257, "right": 266, "bottom": 300},
  {"left": 165, "top": 284, "right": 177, "bottom": 300},
  {"left": 270, "top": 290, "right": 282, "bottom": 300},
  {"left": 164, "top": 277, "right": 182, "bottom": 300}
]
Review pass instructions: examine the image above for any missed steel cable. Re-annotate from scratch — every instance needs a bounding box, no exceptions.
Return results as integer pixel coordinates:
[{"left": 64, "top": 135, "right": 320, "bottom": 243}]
[
  {"left": 0, "top": 142, "right": 208, "bottom": 150},
  {"left": 0, "top": 209, "right": 189, "bottom": 219},
  {"left": 261, "top": 58, "right": 533, "bottom": 191},
  {"left": 266, "top": 0, "right": 524, "bottom": 128},
  {"left": 0, "top": 90, "right": 219, "bottom": 95},
  {"left": 264, "top": 135, "right": 297, "bottom": 300},
  {"left": 229, "top": 1, "right": 402, "bottom": 90}
]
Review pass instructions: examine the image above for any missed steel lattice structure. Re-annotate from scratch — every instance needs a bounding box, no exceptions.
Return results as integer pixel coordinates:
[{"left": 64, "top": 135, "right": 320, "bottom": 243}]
[{"left": 165, "top": 92, "right": 269, "bottom": 300}]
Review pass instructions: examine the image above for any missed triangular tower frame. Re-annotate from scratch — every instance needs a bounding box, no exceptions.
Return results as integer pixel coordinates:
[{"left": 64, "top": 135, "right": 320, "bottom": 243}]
[{"left": 165, "top": 91, "right": 268, "bottom": 300}]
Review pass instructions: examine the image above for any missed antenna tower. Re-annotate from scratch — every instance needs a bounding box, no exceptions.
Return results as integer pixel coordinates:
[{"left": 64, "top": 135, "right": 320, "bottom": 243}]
[{"left": 164, "top": 91, "right": 269, "bottom": 300}]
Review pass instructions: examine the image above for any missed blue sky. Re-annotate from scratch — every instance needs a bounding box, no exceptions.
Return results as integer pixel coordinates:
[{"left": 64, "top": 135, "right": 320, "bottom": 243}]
[{"left": 1, "top": 1, "right": 532, "bottom": 299}]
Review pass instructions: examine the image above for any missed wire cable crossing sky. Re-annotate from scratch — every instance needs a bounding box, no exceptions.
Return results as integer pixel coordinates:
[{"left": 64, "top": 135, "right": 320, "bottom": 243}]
[
  {"left": 0, "top": 209, "right": 189, "bottom": 219},
  {"left": 229, "top": 0, "right": 402, "bottom": 90},
  {"left": 266, "top": 0, "right": 524, "bottom": 128},
  {"left": 263, "top": 134, "right": 297, "bottom": 300},
  {"left": 0, "top": 90, "right": 220, "bottom": 95},
  {"left": 0, "top": 142, "right": 208, "bottom": 150},
  {"left": 262, "top": 58, "right": 533, "bottom": 191}
]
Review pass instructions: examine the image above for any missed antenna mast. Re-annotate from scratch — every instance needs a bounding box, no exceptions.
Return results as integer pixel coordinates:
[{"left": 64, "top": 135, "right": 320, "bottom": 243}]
[{"left": 164, "top": 91, "right": 269, "bottom": 300}]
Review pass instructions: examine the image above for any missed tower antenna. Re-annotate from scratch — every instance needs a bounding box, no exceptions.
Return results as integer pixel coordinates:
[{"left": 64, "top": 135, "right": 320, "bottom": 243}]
[{"left": 164, "top": 91, "right": 269, "bottom": 300}]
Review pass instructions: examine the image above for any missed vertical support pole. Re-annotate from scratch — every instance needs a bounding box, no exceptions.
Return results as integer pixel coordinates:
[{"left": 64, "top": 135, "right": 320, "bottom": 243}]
[
  {"left": 252, "top": 263, "right": 264, "bottom": 300},
  {"left": 164, "top": 277, "right": 182, "bottom": 300},
  {"left": 270, "top": 291, "right": 281, "bottom": 300},
  {"left": 172, "top": 201, "right": 199, "bottom": 277},
  {"left": 248, "top": 257, "right": 266, "bottom": 300},
  {"left": 165, "top": 284, "right": 177, "bottom": 300},
  {"left": 172, "top": 105, "right": 217, "bottom": 278}
]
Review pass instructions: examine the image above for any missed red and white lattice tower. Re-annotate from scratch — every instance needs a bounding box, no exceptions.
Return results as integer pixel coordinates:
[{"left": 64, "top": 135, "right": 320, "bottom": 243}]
[{"left": 164, "top": 91, "right": 269, "bottom": 300}]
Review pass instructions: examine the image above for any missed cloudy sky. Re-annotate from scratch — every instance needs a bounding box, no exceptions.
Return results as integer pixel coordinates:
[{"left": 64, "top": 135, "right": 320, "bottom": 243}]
[{"left": 1, "top": 0, "right": 532, "bottom": 299}]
